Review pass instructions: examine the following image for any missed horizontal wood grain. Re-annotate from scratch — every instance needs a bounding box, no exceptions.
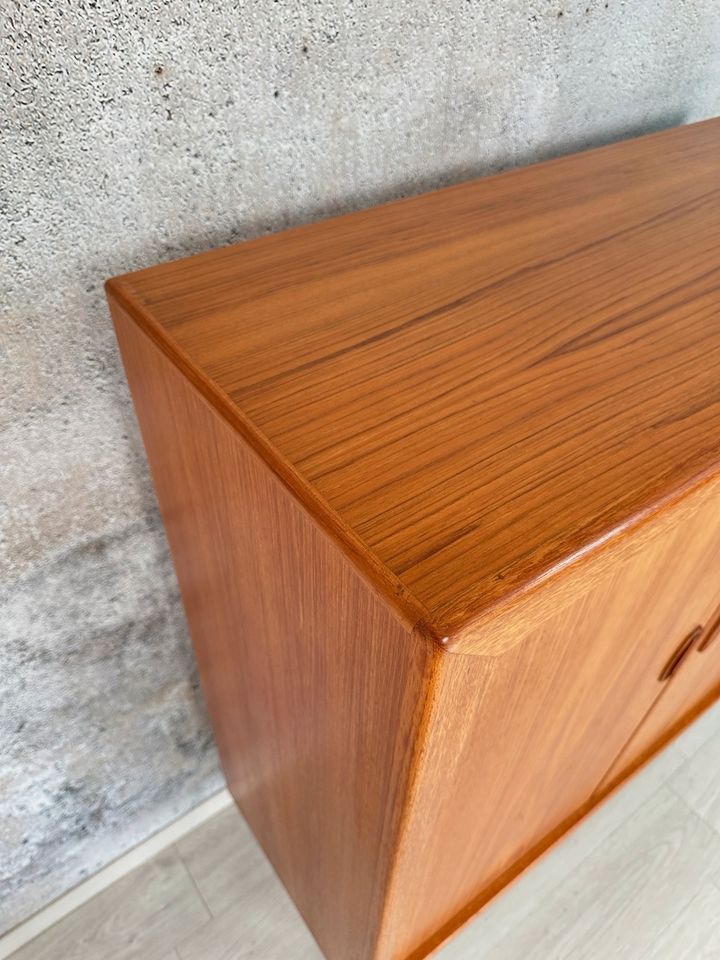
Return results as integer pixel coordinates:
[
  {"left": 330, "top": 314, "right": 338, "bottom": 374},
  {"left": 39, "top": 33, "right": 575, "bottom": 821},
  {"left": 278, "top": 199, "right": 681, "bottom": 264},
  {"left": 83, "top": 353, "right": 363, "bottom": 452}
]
[{"left": 107, "top": 118, "right": 720, "bottom": 651}]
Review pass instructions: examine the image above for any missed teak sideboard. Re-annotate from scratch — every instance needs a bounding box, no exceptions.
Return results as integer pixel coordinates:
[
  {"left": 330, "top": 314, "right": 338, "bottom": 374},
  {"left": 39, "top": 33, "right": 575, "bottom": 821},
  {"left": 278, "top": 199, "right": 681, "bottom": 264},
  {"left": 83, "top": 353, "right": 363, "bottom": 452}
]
[{"left": 107, "top": 118, "right": 720, "bottom": 960}]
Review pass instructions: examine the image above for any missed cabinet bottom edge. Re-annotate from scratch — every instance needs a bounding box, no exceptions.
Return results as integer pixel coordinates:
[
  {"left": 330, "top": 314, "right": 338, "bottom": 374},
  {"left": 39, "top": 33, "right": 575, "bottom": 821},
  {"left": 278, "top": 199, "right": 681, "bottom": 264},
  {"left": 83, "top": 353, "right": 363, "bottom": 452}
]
[{"left": 401, "top": 682, "right": 720, "bottom": 960}]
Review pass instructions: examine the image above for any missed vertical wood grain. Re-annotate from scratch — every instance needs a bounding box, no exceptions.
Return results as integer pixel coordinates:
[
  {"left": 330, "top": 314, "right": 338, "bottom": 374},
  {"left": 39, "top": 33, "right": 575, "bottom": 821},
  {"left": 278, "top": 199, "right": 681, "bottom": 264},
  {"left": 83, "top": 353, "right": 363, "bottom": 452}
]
[
  {"left": 599, "top": 614, "right": 720, "bottom": 793},
  {"left": 375, "top": 482, "right": 720, "bottom": 960},
  {"left": 111, "top": 302, "right": 436, "bottom": 960}
]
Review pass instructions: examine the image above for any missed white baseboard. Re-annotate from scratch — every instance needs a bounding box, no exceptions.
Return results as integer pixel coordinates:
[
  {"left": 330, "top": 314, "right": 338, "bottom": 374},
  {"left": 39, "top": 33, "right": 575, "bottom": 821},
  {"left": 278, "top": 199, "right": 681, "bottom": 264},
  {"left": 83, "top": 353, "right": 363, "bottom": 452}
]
[{"left": 0, "top": 788, "right": 234, "bottom": 960}]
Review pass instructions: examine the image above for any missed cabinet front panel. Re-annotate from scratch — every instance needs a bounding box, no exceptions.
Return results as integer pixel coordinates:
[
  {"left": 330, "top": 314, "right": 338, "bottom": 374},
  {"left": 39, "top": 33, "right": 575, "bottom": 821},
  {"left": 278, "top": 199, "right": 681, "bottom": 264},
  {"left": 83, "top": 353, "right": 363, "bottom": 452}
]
[
  {"left": 600, "top": 599, "right": 720, "bottom": 793},
  {"left": 379, "top": 482, "right": 720, "bottom": 960}
]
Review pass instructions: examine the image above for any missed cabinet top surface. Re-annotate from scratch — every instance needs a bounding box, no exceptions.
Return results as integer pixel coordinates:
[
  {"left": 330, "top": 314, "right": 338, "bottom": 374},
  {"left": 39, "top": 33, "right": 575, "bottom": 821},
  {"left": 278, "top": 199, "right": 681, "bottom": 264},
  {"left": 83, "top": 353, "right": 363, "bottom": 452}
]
[{"left": 109, "top": 118, "right": 720, "bottom": 645}]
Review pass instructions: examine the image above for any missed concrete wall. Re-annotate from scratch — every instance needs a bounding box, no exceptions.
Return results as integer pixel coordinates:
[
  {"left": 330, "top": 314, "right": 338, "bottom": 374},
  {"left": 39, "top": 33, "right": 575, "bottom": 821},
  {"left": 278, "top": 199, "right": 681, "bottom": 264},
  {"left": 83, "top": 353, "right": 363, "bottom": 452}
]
[{"left": 2, "top": 0, "right": 719, "bottom": 934}]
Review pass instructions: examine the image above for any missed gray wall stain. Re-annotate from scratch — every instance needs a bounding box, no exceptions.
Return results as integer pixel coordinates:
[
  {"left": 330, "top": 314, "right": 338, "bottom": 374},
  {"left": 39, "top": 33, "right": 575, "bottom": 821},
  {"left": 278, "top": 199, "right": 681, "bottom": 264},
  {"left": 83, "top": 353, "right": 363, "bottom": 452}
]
[{"left": 2, "top": 0, "right": 720, "bottom": 934}]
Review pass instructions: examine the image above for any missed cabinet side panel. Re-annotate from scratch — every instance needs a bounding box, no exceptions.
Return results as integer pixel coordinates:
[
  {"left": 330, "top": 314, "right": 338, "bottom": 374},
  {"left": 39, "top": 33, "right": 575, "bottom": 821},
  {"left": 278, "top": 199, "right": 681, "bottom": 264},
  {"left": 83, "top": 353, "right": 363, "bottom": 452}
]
[{"left": 111, "top": 302, "right": 433, "bottom": 960}]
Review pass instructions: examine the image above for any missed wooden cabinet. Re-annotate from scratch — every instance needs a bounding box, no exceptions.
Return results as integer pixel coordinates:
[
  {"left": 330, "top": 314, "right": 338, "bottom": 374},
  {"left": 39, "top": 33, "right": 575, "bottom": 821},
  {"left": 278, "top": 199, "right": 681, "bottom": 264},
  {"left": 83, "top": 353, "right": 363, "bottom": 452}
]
[
  {"left": 599, "top": 593, "right": 720, "bottom": 795},
  {"left": 107, "top": 117, "right": 720, "bottom": 960},
  {"left": 380, "top": 480, "right": 720, "bottom": 958}
]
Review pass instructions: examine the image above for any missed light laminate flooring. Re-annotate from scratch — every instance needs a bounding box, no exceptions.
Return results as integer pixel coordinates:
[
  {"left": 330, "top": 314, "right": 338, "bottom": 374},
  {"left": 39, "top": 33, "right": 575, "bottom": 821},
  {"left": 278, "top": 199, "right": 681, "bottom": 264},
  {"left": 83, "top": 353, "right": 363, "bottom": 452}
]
[{"left": 9, "top": 702, "right": 720, "bottom": 960}]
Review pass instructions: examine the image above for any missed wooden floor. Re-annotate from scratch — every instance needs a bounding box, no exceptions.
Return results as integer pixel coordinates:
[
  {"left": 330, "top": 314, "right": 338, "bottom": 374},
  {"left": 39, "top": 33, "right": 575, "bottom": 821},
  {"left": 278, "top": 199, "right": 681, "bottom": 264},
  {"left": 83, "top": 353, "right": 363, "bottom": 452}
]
[{"left": 10, "top": 701, "right": 720, "bottom": 960}]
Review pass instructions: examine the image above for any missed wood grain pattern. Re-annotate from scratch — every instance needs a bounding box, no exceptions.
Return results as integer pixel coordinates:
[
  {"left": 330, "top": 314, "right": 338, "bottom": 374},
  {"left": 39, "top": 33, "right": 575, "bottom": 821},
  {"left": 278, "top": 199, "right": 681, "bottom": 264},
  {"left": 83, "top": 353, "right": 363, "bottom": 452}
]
[
  {"left": 9, "top": 849, "right": 208, "bottom": 960},
  {"left": 111, "top": 281, "right": 720, "bottom": 960},
  {"left": 374, "top": 480, "right": 720, "bottom": 960},
  {"left": 599, "top": 603, "right": 720, "bottom": 794},
  {"left": 476, "top": 789, "right": 720, "bottom": 960},
  {"left": 175, "top": 806, "right": 278, "bottom": 919},
  {"left": 175, "top": 811, "right": 322, "bottom": 960},
  {"left": 637, "top": 882, "right": 720, "bottom": 960},
  {"left": 107, "top": 118, "right": 720, "bottom": 960},
  {"left": 107, "top": 118, "right": 720, "bottom": 650},
  {"left": 698, "top": 601, "right": 720, "bottom": 652},
  {"left": 670, "top": 709, "right": 720, "bottom": 835},
  {"left": 111, "top": 303, "right": 436, "bottom": 960}
]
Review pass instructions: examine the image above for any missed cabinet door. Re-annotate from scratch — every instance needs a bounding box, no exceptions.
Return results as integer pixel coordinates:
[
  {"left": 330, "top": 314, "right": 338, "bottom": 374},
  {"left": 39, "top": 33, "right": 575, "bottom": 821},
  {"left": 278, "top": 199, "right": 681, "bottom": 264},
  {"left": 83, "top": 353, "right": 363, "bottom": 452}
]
[
  {"left": 598, "top": 598, "right": 720, "bottom": 794},
  {"left": 378, "top": 483, "right": 720, "bottom": 957}
]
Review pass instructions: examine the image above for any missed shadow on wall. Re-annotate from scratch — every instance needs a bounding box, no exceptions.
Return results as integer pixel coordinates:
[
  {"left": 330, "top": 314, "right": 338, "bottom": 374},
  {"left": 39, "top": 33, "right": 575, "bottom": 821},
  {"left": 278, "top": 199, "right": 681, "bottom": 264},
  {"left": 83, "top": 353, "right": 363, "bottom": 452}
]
[
  {"left": 527, "top": 110, "right": 689, "bottom": 166},
  {"left": 97, "top": 111, "right": 689, "bottom": 287}
]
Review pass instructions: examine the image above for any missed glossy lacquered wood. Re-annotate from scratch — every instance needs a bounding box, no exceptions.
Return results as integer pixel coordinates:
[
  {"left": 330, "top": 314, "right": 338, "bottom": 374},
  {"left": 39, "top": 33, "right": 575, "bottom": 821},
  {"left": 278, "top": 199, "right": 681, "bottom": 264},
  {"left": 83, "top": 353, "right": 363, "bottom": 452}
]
[
  {"left": 108, "top": 118, "right": 720, "bottom": 651},
  {"left": 108, "top": 118, "right": 720, "bottom": 960}
]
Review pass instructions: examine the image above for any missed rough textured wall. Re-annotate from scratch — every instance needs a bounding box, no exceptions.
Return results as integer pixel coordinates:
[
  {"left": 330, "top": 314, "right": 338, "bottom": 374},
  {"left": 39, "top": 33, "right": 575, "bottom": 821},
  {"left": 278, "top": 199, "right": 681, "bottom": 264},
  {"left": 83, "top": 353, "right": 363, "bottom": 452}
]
[{"left": 2, "top": 0, "right": 719, "bottom": 935}]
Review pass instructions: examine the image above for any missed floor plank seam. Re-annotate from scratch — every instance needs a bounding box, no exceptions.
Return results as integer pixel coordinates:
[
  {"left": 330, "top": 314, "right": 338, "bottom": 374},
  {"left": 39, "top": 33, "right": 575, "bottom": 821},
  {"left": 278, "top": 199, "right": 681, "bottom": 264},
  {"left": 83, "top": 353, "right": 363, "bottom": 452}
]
[
  {"left": 662, "top": 780, "right": 719, "bottom": 836},
  {"left": 173, "top": 843, "right": 215, "bottom": 921}
]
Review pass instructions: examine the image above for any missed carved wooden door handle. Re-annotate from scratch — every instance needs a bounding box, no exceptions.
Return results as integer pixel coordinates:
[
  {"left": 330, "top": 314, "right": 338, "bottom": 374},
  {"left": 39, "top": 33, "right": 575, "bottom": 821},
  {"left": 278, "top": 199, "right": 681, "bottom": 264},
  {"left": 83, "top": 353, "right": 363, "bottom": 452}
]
[
  {"left": 659, "top": 625, "right": 704, "bottom": 681},
  {"left": 698, "top": 607, "right": 720, "bottom": 653}
]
